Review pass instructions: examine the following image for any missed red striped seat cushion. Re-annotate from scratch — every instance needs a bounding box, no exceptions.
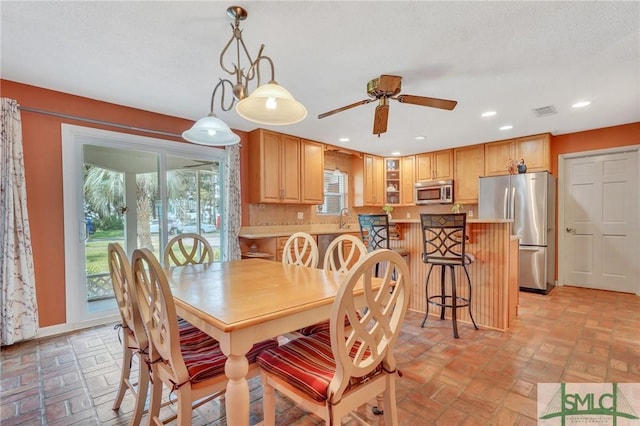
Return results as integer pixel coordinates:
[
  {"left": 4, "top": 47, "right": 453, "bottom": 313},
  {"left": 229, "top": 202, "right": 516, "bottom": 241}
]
[
  {"left": 257, "top": 330, "right": 380, "bottom": 402},
  {"left": 297, "top": 312, "right": 359, "bottom": 336},
  {"left": 175, "top": 318, "right": 278, "bottom": 384}
]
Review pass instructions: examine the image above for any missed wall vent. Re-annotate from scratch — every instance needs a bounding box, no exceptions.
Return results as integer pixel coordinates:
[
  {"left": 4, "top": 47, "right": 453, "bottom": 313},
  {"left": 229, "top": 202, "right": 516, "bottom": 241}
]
[{"left": 532, "top": 105, "right": 557, "bottom": 117}]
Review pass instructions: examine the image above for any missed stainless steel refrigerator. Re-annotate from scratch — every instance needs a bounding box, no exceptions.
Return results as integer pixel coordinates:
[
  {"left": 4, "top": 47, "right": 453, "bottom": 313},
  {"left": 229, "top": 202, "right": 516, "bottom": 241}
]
[{"left": 478, "top": 171, "right": 556, "bottom": 293}]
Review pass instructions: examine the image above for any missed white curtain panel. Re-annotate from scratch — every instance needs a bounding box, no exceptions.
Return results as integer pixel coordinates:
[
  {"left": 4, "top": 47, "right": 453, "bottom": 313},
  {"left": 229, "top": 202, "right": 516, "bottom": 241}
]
[
  {"left": 0, "top": 98, "right": 38, "bottom": 345},
  {"left": 223, "top": 143, "right": 242, "bottom": 261}
]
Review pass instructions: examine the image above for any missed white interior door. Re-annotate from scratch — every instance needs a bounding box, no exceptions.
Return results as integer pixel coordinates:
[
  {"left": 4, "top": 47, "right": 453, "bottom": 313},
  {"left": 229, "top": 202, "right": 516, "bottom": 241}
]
[{"left": 560, "top": 148, "right": 639, "bottom": 294}]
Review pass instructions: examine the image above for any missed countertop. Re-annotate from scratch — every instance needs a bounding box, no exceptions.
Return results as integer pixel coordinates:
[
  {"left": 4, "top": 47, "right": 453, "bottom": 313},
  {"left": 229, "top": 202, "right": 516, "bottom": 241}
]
[
  {"left": 239, "top": 218, "right": 513, "bottom": 238},
  {"left": 239, "top": 224, "right": 359, "bottom": 239},
  {"left": 389, "top": 218, "right": 514, "bottom": 224}
]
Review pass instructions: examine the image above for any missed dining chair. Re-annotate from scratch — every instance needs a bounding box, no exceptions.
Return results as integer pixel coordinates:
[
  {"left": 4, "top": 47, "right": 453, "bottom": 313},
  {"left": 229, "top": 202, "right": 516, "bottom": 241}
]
[
  {"left": 322, "top": 234, "right": 368, "bottom": 273},
  {"left": 163, "top": 233, "right": 214, "bottom": 267},
  {"left": 281, "top": 232, "right": 319, "bottom": 267},
  {"left": 420, "top": 213, "right": 478, "bottom": 338},
  {"left": 107, "top": 243, "right": 149, "bottom": 426},
  {"left": 131, "top": 248, "right": 278, "bottom": 425},
  {"left": 297, "top": 234, "right": 369, "bottom": 337},
  {"left": 257, "top": 249, "right": 411, "bottom": 426}
]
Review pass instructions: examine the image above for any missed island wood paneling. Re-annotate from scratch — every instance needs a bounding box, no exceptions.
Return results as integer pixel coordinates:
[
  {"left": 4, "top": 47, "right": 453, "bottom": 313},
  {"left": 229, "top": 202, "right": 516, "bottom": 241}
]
[{"left": 390, "top": 221, "right": 518, "bottom": 331}]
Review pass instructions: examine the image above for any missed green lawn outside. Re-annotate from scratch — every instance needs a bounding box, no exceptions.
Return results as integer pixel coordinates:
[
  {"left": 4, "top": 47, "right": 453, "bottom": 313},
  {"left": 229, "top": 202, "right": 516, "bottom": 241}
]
[{"left": 85, "top": 232, "right": 221, "bottom": 274}]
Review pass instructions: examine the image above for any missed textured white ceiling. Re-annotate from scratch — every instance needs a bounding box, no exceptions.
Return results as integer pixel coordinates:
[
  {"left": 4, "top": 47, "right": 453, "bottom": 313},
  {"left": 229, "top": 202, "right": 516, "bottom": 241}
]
[{"left": 1, "top": 1, "right": 639, "bottom": 156}]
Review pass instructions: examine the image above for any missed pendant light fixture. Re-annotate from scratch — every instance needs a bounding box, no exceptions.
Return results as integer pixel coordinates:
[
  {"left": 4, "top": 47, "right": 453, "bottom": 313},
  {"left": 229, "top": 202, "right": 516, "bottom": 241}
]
[
  {"left": 183, "top": 4, "right": 306, "bottom": 144},
  {"left": 182, "top": 79, "right": 241, "bottom": 146}
]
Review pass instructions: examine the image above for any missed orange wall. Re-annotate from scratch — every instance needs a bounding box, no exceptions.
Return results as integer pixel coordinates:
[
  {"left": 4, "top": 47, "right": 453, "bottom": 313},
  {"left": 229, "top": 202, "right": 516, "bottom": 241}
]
[
  {"left": 2, "top": 79, "right": 638, "bottom": 328},
  {"left": 550, "top": 123, "right": 640, "bottom": 175},
  {"left": 1, "top": 80, "right": 250, "bottom": 327}
]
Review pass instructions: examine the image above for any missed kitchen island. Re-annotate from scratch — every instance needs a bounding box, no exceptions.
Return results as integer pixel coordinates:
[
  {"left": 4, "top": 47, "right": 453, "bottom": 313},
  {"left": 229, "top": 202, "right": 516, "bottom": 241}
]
[
  {"left": 389, "top": 218, "right": 519, "bottom": 331},
  {"left": 239, "top": 219, "right": 519, "bottom": 331}
]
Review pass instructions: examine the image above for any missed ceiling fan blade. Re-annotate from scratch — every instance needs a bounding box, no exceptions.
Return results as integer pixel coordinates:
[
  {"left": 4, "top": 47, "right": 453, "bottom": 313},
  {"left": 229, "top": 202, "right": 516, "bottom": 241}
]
[
  {"left": 373, "top": 104, "right": 389, "bottom": 136},
  {"left": 317, "top": 99, "right": 375, "bottom": 119},
  {"left": 396, "top": 94, "right": 457, "bottom": 110}
]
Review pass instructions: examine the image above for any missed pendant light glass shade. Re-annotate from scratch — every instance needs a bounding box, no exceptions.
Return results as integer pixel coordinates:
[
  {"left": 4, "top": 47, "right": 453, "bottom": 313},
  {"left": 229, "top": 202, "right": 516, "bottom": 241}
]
[
  {"left": 235, "top": 83, "right": 307, "bottom": 125},
  {"left": 182, "top": 114, "right": 240, "bottom": 146}
]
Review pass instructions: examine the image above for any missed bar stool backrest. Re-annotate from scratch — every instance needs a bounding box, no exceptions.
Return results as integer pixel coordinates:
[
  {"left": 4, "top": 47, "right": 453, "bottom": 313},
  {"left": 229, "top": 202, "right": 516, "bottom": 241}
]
[
  {"left": 420, "top": 213, "right": 467, "bottom": 265},
  {"left": 358, "top": 214, "right": 390, "bottom": 251}
]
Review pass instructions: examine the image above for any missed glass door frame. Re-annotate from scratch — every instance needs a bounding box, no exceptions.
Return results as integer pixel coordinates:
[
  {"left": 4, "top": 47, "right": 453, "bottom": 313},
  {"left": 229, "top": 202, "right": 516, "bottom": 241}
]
[{"left": 61, "top": 124, "right": 226, "bottom": 328}]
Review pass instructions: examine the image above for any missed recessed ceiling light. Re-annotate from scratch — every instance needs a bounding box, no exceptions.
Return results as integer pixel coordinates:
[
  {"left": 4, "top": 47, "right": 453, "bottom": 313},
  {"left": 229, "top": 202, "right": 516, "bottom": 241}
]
[
  {"left": 482, "top": 111, "right": 496, "bottom": 117},
  {"left": 338, "top": 137, "right": 350, "bottom": 142},
  {"left": 391, "top": 151, "right": 401, "bottom": 156},
  {"left": 415, "top": 136, "right": 425, "bottom": 140},
  {"left": 572, "top": 101, "right": 591, "bottom": 108},
  {"left": 499, "top": 125, "right": 513, "bottom": 131}
]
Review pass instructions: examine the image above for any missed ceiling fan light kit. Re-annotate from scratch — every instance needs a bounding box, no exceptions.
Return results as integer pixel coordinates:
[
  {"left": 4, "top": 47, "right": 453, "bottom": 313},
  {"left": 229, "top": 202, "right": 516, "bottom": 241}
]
[
  {"left": 183, "top": 5, "right": 307, "bottom": 145},
  {"left": 318, "top": 74, "right": 457, "bottom": 136}
]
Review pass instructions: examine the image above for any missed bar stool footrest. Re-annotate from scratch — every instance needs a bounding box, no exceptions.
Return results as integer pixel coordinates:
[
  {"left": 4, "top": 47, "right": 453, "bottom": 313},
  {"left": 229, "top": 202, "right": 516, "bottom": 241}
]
[{"left": 427, "top": 295, "right": 471, "bottom": 309}]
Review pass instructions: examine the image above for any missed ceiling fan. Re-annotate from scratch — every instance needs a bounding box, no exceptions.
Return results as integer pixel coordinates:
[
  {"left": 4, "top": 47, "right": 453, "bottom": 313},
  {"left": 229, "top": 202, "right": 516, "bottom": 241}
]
[{"left": 318, "top": 74, "right": 457, "bottom": 136}]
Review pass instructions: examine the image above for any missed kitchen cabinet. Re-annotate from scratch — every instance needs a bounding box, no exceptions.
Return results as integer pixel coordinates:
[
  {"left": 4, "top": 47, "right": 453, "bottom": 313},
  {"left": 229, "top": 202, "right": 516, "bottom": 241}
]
[
  {"left": 276, "top": 235, "right": 318, "bottom": 263},
  {"left": 248, "top": 129, "right": 300, "bottom": 203},
  {"left": 300, "top": 140, "right": 324, "bottom": 204},
  {"left": 416, "top": 149, "right": 453, "bottom": 181},
  {"left": 400, "top": 155, "right": 415, "bottom": 205},
  {"left": 384, "top": 158, "right": 401, "bottom": 205},
  {"left": 484, "top": 139, "right": 514, "bottom": 176},
  {"left": 515, "top": 134, "right": 550, "bottom": 173},
  {"left": 454, "top": 144, "right": 484, "bottom": 203},
  {"left": 352, "top": 154, "right": 384, "bottom": 207},
  {"left": 484, "top": 134, "right": 550, "bottom": 176},
  {"left": 249, "top": 129, "right": 311, "bottom": 204}
]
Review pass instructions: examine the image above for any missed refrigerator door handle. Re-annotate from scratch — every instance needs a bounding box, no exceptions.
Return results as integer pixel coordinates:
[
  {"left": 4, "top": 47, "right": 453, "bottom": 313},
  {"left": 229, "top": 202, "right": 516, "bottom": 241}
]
[
  {"left": 510, "top": 187, "right": 516, "bottom": 219},
  {"left": 503, "top": 187, "right": 509, "bottom": 219}
]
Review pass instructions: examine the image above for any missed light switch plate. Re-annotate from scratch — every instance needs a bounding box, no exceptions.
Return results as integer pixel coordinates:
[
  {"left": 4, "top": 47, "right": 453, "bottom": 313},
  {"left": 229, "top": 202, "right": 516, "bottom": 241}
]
[{"left": 297, "top": 212, "right": 304, "bottom": 220}]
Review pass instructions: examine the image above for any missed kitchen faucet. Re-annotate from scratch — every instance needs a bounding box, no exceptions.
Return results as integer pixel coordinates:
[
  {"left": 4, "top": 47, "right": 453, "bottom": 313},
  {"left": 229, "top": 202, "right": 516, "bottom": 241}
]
[{"left": 339, "top": 208, "right": 350, "bottom": 229}]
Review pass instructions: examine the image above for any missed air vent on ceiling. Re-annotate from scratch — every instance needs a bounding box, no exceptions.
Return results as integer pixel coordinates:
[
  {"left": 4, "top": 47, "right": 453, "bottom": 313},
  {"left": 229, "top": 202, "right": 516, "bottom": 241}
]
[{"left": 532, "top": 105, "right": 557, "bottom": 117}]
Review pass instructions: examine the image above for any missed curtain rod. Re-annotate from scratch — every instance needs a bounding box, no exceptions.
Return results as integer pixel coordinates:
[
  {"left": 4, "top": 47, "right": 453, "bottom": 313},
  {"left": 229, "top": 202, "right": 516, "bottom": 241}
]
[{"left": 18, "top": 105, "right": 184, "bottom": 139}]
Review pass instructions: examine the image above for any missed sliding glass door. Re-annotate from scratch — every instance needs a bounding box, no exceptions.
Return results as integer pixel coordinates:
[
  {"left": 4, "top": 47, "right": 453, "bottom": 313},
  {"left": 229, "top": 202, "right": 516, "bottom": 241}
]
[{"left": 63, "top": 125, "right": 225, "bottom": 326}]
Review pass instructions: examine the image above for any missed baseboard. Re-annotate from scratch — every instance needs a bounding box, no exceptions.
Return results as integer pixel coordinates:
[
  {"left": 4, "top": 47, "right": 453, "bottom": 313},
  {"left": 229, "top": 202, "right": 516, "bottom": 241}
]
[{"left": 34, "top": 314, "right": 120, "bottom": 339}]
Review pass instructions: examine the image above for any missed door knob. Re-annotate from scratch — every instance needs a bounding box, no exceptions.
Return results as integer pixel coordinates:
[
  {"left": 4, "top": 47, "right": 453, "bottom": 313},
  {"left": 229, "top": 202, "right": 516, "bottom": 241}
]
[{"left": 566, "top": 227, "right": 576, "bottom": 233}]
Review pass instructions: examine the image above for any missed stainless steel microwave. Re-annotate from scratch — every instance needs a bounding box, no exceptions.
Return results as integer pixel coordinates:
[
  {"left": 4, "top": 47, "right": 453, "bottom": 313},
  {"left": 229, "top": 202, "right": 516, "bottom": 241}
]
[{"left": 414, "top": 180, "right": 454, "bottom": 205}]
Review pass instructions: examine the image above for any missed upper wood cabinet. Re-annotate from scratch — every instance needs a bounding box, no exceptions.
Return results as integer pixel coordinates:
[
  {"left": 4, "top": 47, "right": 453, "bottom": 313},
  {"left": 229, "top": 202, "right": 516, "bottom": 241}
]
[
  {"left": 515, "top": 134, "right": 550, "bottom": 173},
  {"left": 400, "top": 155, "right": 415, "bottom": 205},
  {"left": 248, "top": 129, "right": 300, "bottom": 204},
  {"left": 300, "top": 140, "right": 324, "bottom": 204},
  {"left": 384, "top": 158, "right": 401, "bottom": 205},
  {"left": 416, "top": 149, "right": 453, "bottom": 181},
  {"left": 484, "top": 133, "right": 550, "bottom": 176},
  {"left": 384, "top": 156, "right": 416, "bottom": 206},
  {"left": 353, "top": 154, "right": 384, "bottom": 207},
  {"left": 454, "top": 144, "right": 484, "bottom": 204},
  {"left": 484, "top": 139, "right": 515, "bottom": 176}
]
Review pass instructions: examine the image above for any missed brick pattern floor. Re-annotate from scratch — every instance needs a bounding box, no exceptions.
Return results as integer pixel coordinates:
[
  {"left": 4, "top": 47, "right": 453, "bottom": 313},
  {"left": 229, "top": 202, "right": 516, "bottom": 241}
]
[{"left": 2, "top": 286, "right": 639, "bottom": 425}]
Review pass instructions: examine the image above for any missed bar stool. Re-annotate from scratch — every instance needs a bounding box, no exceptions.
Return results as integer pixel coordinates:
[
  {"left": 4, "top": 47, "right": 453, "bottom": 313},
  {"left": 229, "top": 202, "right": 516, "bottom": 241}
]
[
  {"left": 420, "top": 213, "right": 478, "bottom": 338},
  {"left": 357, "top": 214, "right": 410, "bottom": 276}
]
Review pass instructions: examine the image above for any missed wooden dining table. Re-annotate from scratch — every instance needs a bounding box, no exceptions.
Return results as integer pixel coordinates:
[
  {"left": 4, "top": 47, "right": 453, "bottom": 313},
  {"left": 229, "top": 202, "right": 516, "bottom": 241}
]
[{"left": 165, "top": 258, "right": 354, "bottom": 426}]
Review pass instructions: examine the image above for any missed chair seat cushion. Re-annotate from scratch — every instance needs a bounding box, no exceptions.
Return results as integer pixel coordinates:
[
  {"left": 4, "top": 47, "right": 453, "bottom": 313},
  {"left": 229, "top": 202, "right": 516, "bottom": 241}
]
[
  {"left": 257, "top": 330, "right": 379, "bottom": 402},
  {"left": 424, "top": 252, "right": 475, "bottom": 266},
  {"left": 297, "top": 312, "right": 360, "bottom": 336},
  {"left": 177, "top": 319, "right": 278, "bottom": 384}
]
